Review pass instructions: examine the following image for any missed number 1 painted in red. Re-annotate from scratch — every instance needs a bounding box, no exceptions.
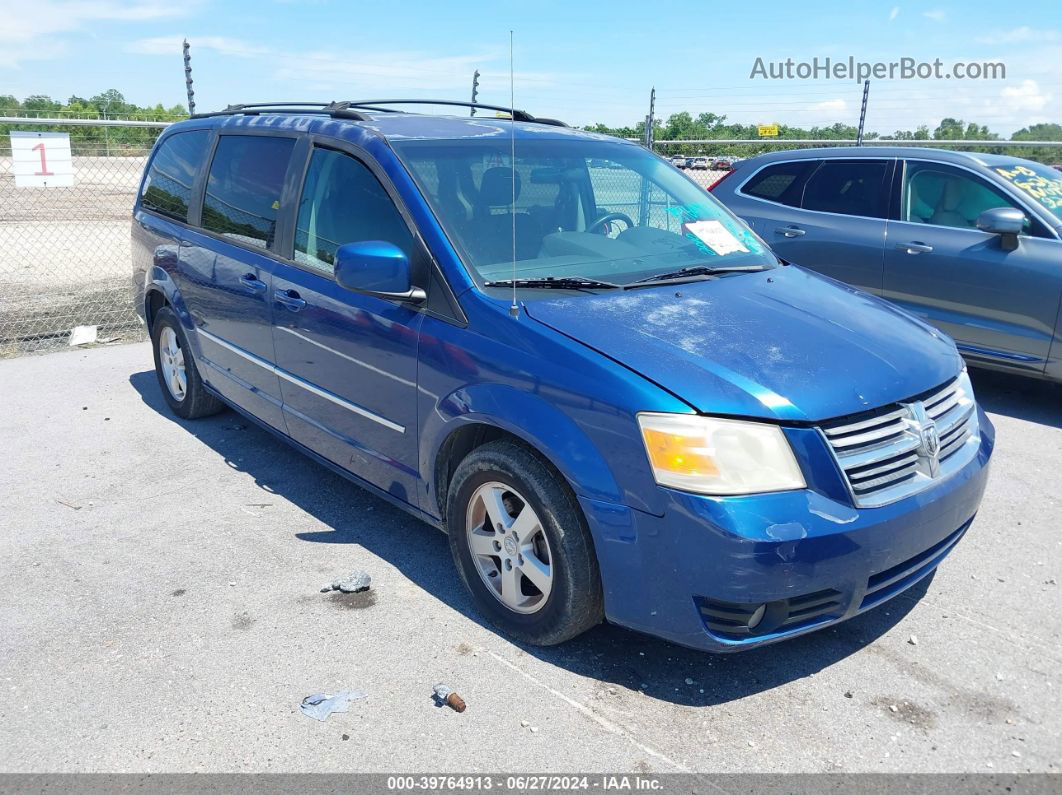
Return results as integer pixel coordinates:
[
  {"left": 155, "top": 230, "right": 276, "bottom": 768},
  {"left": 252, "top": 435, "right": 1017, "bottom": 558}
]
[{"left": 32, "top": 142, "right": 54, "bottom": 176}]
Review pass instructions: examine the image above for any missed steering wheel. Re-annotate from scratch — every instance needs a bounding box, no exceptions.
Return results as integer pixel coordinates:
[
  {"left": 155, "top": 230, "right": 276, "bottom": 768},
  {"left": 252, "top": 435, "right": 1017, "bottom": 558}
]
[{"left": 587, "top": 211, "right": 635, "bottom": 235}]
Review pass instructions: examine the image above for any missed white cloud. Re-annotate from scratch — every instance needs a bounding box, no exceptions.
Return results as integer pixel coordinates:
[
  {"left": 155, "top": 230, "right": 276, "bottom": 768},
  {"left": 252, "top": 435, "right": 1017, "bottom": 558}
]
[
  {"left": 128, "top": 35, "right": 558, "bottom": 94},
  {"left": 922, "top": 9, "right": 947, "bottom": 21},
  {"left": 0, "top": 0, "right": 193, "bottom": 67},
  {"left": 272, "top": 49, "right": 557, "bottom": 92},
  {"left": 999, "top": 79, "right": 1052, "bottom": 113},
  {"left": 127, "top": 36, "right": 269, "bottom": 58},
  {"left": 811, "top": 99, "right": 847, "bottom": 112},
  {"left": 889, "top": 6, "right": 900, "bottom": 21},
  {"left": 976, "top": 26, "right": 1058, "bottom": 45}
]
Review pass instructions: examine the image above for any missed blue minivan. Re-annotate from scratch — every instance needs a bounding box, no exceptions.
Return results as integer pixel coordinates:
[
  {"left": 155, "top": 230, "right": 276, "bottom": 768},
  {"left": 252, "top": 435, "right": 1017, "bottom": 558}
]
[{"left": 132, "top": 101, "right": 993, "bottom": 652}]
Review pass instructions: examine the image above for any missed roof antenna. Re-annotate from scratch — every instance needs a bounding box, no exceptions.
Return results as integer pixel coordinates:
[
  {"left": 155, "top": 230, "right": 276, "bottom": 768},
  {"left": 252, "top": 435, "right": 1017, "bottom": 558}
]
[{"left": 508, "top": 29, "right": 519, "bottom": 319}]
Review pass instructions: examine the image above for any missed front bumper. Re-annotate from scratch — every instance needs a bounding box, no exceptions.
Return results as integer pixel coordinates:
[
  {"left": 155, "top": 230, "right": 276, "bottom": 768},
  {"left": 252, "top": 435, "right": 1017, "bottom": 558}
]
[{"left": 580, "top": 408, "right": 994, "bottom": 652}]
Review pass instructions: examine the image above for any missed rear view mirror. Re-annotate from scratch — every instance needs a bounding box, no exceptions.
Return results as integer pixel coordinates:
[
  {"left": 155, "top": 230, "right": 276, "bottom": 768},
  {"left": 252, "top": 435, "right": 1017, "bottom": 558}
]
[
  {"left": 976, "top": 207, "right": 1025, "bottom": 252},
  {"left": 334, "top": 241, "right": 426, "bottom": 303}
]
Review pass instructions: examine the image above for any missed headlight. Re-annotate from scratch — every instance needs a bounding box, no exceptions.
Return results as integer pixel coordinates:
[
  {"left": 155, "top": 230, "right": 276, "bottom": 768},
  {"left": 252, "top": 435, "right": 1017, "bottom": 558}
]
[{"left": 637, "top": 413, "right": 806, "bottom": 495}]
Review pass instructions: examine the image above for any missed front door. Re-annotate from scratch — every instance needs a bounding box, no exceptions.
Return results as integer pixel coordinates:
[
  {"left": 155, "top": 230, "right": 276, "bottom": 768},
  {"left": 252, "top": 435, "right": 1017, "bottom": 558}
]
[
  {"left": 271, "top": 145, "right": 423, "bottom": 503},
  {"left": 883, "top": 160, "right": 1062, "bottom": 374},
  {"left": 178, "top": 133, "right": 297, "bottom": 430}
]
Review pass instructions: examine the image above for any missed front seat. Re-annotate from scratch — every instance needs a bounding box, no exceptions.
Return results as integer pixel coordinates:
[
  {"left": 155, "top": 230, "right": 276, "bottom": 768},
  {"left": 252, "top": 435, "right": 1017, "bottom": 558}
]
[
  {"left": 930, "top": 177, "right": 974, "bottom": 229},
  {"left": 471, "top": 167, "right": 538, "bottom": 263}
]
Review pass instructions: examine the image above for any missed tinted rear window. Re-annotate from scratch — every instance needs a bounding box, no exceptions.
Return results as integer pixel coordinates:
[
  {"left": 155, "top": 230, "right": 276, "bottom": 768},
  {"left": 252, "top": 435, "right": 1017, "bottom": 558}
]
[
  {"left": 802, "top": 160, "right": 889, "bottom": 218},
  {"left": 139, "top": 130, "right": 211, "bottom": 222},
  {"left": 741, "top": 160, "right": 816, "bottom": 207},
  {"left": 202, "top": 135, "right": 296, "bottom": 249}
]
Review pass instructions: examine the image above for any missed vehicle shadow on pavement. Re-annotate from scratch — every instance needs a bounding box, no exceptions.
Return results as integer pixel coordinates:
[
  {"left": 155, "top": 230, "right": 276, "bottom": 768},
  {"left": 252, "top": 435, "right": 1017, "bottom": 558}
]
[
  {"left": 969, "top": 366, "right": 1061, "bottom": 428},
  {"left": 132, "top": 369, "right": 932, "bottom": 707}
]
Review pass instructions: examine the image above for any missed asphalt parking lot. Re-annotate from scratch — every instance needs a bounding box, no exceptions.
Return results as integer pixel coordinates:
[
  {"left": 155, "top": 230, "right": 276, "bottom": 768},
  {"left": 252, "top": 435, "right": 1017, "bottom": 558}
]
[{"left": 1, "top": 342, "right": 1059, "bottom": 774}]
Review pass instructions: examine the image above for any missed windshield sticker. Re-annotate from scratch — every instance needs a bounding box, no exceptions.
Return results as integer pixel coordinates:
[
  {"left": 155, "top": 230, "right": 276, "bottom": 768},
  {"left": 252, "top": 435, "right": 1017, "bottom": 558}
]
[
  {"left": 994, "top": 165, "right": 1062, "bottom": 211},
  {"left": 667, "top": 202, "right": 765, "bottom": 255},
  {"left": 683, "top": 220, "right": 750, "bottom": 256}
]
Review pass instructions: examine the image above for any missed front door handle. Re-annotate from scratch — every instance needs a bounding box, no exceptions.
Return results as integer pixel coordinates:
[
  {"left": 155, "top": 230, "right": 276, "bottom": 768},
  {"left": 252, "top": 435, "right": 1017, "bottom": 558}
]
[
  {"left": 896, "top": 242, "right": 934, "bottom": 254},
  {"left": 775, "top": 226, "right": 806, "bottom": 238},
  {"left": 275, "top": 289, "right": 306, "bottom": 311},
  {"left": 239, "top": 273, "right": 267, "bottom": 292}
]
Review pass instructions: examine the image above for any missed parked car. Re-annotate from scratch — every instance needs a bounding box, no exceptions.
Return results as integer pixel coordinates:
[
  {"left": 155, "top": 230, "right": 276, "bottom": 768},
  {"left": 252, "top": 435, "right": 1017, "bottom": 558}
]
[
  {"left": 133, "top": 103, "right": 992, "bottom": 652},
  {"left": 712, "top": 156, "right": 736, "bottom": 170},
  {"left": 669, "top": 155, "right": 689, "bottom": 168},
  {"left": 711, "top": 146, "right": 1062, "bottom": 382},
  {"left": 690, "top": 156, "right": 710, "bottom": 170}
]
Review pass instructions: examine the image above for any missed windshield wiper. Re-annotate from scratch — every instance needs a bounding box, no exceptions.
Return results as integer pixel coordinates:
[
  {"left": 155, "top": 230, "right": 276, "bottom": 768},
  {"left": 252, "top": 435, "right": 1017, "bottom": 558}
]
[
  {"left": 624, "top": 264, "right": 768, "bottom": 289},
  {"left": 483, "top": 276, "right": 622, "bottom": 290}
]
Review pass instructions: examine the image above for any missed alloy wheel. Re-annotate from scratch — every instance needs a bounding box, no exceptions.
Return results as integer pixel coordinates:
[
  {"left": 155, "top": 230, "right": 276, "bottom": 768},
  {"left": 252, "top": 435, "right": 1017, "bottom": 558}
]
[
  {"left": 465, "top": 481, "right": 554, "bottom": 614},
  {"left": 158, "top": 326, "right": 187, "bottom": 402}
]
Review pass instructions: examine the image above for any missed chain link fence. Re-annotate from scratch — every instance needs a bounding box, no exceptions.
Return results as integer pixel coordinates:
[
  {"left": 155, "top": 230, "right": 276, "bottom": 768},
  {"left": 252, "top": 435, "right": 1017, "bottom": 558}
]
[
  {"left": 0, "top": 120, "right": 166, "bottom": 356},
  {"left": 1, "top": 118, "right": 1057, "bottom": 358}
]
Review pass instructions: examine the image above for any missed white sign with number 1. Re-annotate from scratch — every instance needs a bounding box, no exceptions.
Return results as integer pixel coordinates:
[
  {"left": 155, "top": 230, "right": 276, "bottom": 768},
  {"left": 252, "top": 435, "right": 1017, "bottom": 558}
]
[{"left": 10, "top": 131, "right": 74, "bottom": 188}]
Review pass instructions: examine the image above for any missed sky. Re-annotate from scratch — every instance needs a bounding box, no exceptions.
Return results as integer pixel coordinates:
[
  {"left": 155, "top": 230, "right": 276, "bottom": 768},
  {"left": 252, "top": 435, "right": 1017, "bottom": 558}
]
[{"left": 1, "top": 0, "right": 1060, "bottom": 136}]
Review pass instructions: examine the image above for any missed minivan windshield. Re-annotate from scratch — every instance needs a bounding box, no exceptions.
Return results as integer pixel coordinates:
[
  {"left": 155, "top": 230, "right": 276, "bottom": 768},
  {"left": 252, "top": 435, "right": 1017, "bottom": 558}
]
[
  {"left": 991, "top": 162, "right": 1062, "bottom": 221},
  {"left": 392, "top": 138, "right": 776, "bottom": 288}
]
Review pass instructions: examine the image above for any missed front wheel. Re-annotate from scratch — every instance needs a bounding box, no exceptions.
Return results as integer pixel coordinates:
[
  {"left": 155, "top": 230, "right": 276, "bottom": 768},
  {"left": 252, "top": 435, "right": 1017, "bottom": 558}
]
[{"left": 446, "top": 441, "right": 604, "bottom": 646}]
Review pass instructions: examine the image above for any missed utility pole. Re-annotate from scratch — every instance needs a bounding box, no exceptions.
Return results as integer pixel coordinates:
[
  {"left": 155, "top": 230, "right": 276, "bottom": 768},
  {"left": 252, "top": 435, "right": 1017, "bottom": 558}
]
[
  {"left": 470, "top": 69, "right": 480, "bottom": 116},
  {"left": 643, "top": 86, "right": 656, "bottom": 149},
  {"left": 856, "top": 79, "right": 869, "bottom": 146},
  {"left": 638, "top": 87, "right": 657, "bottom": 225},
  {"left": 183, "top": 39, "right": 196, "bottom": 116}
]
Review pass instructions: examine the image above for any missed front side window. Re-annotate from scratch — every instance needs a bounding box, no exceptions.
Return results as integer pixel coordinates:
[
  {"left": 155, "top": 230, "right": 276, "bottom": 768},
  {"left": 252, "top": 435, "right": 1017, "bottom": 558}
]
[
  {"left": 741, "top": 160, "right": 817, "bottom": 207},
  {"left": 294, "top": 148, "right": 415, "bottom": 274},
  {"left": 801, "top": 160, "right": 889, "bottom": 218},
  {"left": 201, "top": 135, "right": 295, "bottom": 249},
  {"left": 393, "top": 138, "right": 775, "bottom": 286},
  {"left": 140, "top": 130, "right": 211, "bottom": 222},
  {"left": 903, "top": 162, "right": 1023, "bottom": 230}
]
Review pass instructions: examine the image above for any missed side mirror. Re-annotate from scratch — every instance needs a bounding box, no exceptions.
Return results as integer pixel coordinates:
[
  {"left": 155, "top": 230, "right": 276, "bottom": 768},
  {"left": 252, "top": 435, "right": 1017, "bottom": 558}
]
[
  {"left": 976, "top": 207, "right": 1025, "bottom": 252},
  {"left": 334, "top": 241, "right": 426, "bottom": 303}
]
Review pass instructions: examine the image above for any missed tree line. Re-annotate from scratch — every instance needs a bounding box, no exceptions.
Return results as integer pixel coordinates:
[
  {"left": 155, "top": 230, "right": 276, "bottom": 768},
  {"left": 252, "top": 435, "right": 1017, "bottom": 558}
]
[
  {"left": 586, "top": 112, "right": 1062, "bottom": 163},
  {"left": 0, "top": 90, "right": 187, "bottom": 154},
  {"left": 2, "top": 91, "right": 1060, "bottom": 163}
]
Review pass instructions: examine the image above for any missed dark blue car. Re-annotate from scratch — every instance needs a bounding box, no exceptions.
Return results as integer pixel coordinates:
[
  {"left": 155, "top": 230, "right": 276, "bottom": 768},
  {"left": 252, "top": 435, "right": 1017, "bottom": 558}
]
[{"left": 132, "top": 101, "right": 993, "bottom": 652}]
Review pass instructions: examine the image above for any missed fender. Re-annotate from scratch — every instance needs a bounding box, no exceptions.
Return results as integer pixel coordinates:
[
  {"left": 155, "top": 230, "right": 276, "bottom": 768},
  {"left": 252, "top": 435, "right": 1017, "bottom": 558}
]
[
  {"left": 421, "top": 382, "right": 626, "bottom": 519},
  {"left": 143, "top": 262, "right": 203, "bottom": 357}
]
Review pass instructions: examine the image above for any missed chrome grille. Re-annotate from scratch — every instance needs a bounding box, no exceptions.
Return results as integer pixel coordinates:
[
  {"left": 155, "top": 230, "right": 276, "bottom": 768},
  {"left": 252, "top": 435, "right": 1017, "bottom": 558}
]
[{"left": 821, "top": 373, "right": 980, "bottom": 508}]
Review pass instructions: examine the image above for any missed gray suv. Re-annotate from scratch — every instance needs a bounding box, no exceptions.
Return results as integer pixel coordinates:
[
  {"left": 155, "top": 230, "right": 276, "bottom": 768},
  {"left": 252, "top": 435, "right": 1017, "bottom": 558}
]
[{"left": 711, "top": 147, "right": 1062, "bottom": 382}]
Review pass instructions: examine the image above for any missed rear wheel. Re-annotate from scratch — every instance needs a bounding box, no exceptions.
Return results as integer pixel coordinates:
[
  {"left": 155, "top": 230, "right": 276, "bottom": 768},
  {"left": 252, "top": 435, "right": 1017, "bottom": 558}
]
[
  {"left": 447, "top": 440, "right": 603, "bottom": 645},
  {"left": 151, "top": 305, "right": 224, "bottom": 419}
]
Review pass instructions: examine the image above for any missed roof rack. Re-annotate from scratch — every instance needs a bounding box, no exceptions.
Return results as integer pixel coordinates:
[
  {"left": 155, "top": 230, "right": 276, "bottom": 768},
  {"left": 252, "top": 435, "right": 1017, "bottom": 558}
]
[
  {"left": 335, "top": 99, "right": 567, "bottom": 126},
  {"left": 192, "top": 99, "right": 568, "bottom": 127},
  {"left": 191, "top": 102, "right": 370, "bottom": 121}
]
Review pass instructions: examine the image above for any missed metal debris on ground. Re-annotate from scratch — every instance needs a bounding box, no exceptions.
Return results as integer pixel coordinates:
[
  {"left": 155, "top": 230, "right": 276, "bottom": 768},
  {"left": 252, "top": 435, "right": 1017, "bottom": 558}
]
[
  {"left": 321, "top": 570, "right": 372, "bottom": 594},
  {"left": 299, "top": 690, "right": 368, "bottom": 721},
  {"left": 432, "top": 683, "right": 467, "bottom": 712}
]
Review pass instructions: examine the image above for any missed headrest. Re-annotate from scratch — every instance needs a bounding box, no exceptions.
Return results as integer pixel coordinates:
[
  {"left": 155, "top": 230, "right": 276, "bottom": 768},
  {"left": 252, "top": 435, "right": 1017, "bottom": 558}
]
[{"left": 479, "top": 167, "right": 522, "bottom": 207}]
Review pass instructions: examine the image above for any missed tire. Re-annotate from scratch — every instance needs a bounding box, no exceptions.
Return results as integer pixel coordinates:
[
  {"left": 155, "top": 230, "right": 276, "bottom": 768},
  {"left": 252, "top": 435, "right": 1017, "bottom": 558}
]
[
  {"left": 151, "top": 305, "right": 225, "bottom": 420},
  {"left": 446, "top": 440, "right": 604, "bottom": 646}
]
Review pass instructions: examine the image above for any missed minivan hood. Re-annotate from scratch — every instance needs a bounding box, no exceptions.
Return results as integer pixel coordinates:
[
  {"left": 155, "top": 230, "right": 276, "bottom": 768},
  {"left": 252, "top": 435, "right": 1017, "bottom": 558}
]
[{"left": 524, "top": 266, "right": 962, "bottom": 423}]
